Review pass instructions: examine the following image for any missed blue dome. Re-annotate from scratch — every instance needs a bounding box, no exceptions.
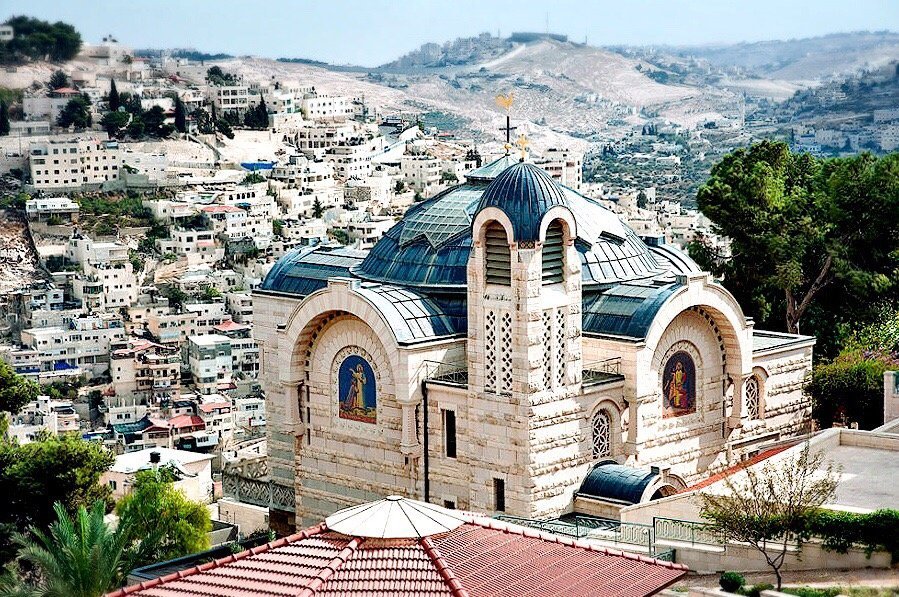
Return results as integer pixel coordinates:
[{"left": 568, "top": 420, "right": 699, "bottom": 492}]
[
  {"left": 476, "top": 162, "right": 570, "bottom": 242},
  {"left": 578, "top": 462, "right": 658, "bottom": 505},
  {"left": 355, "top": 157, "right": 669, "bottom": 289}
]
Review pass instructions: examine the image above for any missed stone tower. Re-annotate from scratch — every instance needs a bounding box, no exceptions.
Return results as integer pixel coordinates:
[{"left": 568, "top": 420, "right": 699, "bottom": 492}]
[{"left": 467, "top": 162, "right": 584, "bottom": 517}]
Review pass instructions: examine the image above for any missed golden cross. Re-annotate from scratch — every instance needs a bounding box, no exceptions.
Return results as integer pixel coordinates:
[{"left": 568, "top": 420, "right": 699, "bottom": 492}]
[{"left": 514, "top": 134, "right": 530, "bottom": 161}]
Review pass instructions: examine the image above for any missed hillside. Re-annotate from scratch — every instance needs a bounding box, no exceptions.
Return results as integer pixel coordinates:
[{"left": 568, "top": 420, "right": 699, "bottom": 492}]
[{"left": 665, "top": 31, "right": 899, "bottom": 81}]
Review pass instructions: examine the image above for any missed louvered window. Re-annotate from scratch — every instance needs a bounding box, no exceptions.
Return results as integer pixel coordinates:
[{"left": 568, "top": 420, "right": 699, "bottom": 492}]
[
  {"left": 542, "top": 221, "right": 564, "bottom": 285},
  {"left": 484, "top": 223, "right": 511, "bottom": 286}
]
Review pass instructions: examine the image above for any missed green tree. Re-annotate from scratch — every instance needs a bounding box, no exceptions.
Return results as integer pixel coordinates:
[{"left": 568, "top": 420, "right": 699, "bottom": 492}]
[
  {"left": 14, "top": 501, "right": 157, "bottom": 597},
  {"left": 0, "top": 436, "right": 114, "bottom": 564},
  {"left": 116, "top": 468, "right": 210, "bottom": 564},
  {"left": 99, "top": 110, "right": 129, "bottom": 137},
  {"left": 173, "top": 96, "right": 186, "bottom": 133},
  {"left": 636, "top": 190, "right": 648, "bottom": 209},
  {"left": 0, "top": 359, "right": 39, "bottom": 416},
  {"left": 56, "top": 95, "right": 92, "bottom": 130},
  {"left": 1, "top": 17, "right": 81, "bottom": 64},
  {"left": 48, "top": 70, "right": 68, "bottom": 90},
  {"left": 692, "top": 142, "right": 899, "bottom": 339},
  {"left": 215, "top": 118, "right": 234, "bottom": 139},
  {"left": 191, "top": 108, "right": 213, "bottom": 134},
  {"left": 107, "top": 78, "right": 119, "bottom": 112},
  {"left": 699, "top": 443, "right": 840, "bottom": 590},
  {"left": 312, "top": 197, "right": 324, "bottom": 218},
  {"left": 142, "top": 105, "right": 173, "bottom": 138},
  {"left": 0, "top": 101, "right": 9, "bottom": 136},
  {"left": 243, "top": 98, "right": 268, "bottom": 129}
]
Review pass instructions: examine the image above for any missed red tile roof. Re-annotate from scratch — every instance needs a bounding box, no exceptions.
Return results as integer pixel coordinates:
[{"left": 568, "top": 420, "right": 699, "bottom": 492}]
[
  {"left": 197, "top": 402, "right": 230, "bottom": 414},
  {"left": 212, "top": 319, "right": 249, "bottom": 333},
  {"left": 168, "top": 414, "right": 205, "bottom": 429},
  {"left": 201, "top": 205, "right": 242, "bottom": 213},
  {"left": 108, "top": 517, "right": 686, "bottom": 597},
  {"left": 680, "top": 443, "right": 796, "bottom": 493}
]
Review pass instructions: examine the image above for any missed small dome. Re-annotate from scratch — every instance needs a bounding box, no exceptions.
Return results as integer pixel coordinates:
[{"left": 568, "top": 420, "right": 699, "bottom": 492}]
[
  {"left": 578, "top": 461, "right": 658, "bottom": 505},
  {"left": 324, "top": 495, "right": 470, "bottom": 539},
  {"left": 475, "top": 162, "right": 570, "bottom": 242}
]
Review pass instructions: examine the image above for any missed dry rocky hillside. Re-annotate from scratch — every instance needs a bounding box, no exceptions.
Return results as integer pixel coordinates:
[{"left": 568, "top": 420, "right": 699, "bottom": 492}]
[{"left": 0, "top": 210, "right": 47, "bottom": 294}]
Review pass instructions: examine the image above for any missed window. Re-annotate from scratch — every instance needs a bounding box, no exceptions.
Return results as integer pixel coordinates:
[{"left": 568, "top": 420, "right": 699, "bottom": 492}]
[
  {"left": 592, "top": 410, "right": 612, "bottom": 459},
  {"left": 109, "top": 480, "right": 117, "bottom": 490},
  {"left": 443, "top": 409, "right": 456, "bottom": 458},
  {"left": 443, "top": 499, "right": 456, "bottom": 510},
  {"left": 745, "top": 376, "right": 761, "bottom": 420},
  {"left": 542, "top": 220, "right": 565, "bottom": 285},
  {"left": 493, "top": 478, "right": 505, "bottom": 512},
  {"left": 484, "top": 222, "right": 511, "bottom": 285}
]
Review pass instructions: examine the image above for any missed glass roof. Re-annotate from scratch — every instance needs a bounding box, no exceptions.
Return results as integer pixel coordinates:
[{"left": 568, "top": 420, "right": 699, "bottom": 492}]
[{"left": 399, "top": 185, "right": 482, "bottom": 249}]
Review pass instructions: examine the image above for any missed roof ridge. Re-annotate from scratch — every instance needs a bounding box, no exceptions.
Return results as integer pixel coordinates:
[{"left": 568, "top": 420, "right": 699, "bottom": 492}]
[
  {"left": 105, "top": 523, "right": 327, "bottom": 597},
  {"left": 470, "top": 517, "right": 688, "bottom": 571},
  {"left": 296, "top": 536, "right": 363, "bottom": 597},
  {"left": 420, "top": 535, "right": 469, "bottom": 597}
]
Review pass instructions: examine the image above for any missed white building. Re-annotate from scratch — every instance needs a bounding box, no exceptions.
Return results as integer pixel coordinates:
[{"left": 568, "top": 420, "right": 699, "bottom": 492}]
[
  {"left": 102, "top": 448, "right": 214, "bottom": 503},
  {"left": 20, "top": 312, "right": 126, "bottom": 379},
  {"left": 301, "top": 94, "right": 351, "bottom": 122},
  {"left": 29, "top": 137, "right": 121, "bottom": 190},
  {"left": 25, "top": 196, "right": 80, "bottom": 222},
  {"left": 187, "top": 334, "right": 233, "bottom": 395}
]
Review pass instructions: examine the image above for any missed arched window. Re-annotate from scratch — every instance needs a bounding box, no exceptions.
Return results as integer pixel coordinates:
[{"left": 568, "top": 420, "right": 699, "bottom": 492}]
[
  {"left": 542, "top": 220, "right": 565, "bottom": 285},
  {"left": 592, "top": 410, "right": 612, "bottom": 459},
  {"left": 484, "top": 222, "right": 510, "bottom": 286},
  {"left": 745, "top": 376, "right": 761, "bottom": 420}
]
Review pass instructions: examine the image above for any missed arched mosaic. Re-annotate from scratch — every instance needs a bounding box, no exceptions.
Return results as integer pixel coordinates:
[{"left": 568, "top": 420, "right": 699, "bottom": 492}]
[
  {"left": 662, "top": 350, "right": 697, "bottom": 418},
  {"left": 592, "top": 409, "right": 612, "bottom": 458},
  {"left": 333, "top": 346, "right": 378, "bottom": 424}
]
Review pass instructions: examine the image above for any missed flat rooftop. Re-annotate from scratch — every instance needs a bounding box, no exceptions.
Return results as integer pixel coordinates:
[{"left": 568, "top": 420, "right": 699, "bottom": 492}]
[{"left": 825, "top": 440, "right": 899, "bottom": 512}]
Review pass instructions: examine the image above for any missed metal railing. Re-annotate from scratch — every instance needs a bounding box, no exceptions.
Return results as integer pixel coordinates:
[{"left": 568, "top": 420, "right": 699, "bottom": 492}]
[
  {"left": 494, "top": 515, "right": 589, "bottom": 538},
  {"left": 422, "top": 359, "right": 468, "bottom": 387},
  {"left": 582, "top": 357, "right": 623, "bottom": 384},
  {"left": 582, "top": 518, "right": 653, "bottom": 552},
  {"left": 653, "top": 516, "right": 723, "bottom": 547}
]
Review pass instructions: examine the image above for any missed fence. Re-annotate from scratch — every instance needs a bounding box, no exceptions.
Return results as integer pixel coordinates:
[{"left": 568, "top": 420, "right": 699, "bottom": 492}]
[
  {"left": 222, "top": 472, "right": 294, "bottom": 511},
  {"left": 653, "top": 516, "right": 723, "bottom": 547}
]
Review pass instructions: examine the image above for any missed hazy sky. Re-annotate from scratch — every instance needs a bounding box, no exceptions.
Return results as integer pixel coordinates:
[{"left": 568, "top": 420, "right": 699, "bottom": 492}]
[{"left": 4, "top": 0, "right": 898, "bottom": 67}]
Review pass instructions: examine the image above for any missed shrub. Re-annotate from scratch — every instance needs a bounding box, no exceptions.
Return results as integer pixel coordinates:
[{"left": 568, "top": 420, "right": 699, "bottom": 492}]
[
  {"left": 806, "top": 349, "right": 892, "bottom": 429},
  {"left": 804, "top": 508, "right": 899, "bottom": 563},
  {"left": 743, "top": 583, "right": 775, "bottom": 597},
  {"left": 781, "top": 588, "right": 841, "bottom": 597},
  {"left": 719, "top": 571, "right": 745, "bottom": 592}
]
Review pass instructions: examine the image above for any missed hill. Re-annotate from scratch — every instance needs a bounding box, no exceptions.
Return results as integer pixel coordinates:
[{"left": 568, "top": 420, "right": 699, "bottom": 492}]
[{"left": 662, "top": 31, "right": 899, "bottom": 82}]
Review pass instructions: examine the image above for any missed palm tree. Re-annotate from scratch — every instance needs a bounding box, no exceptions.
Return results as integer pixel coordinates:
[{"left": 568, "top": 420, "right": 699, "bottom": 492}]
[{"left": 14, "top": 501, "right": 155, "bottom": 597}]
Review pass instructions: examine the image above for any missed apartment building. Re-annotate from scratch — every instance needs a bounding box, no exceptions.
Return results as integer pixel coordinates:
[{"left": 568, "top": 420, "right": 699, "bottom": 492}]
[
  {"left": 213, "top": 320, "right": 258, "bottom": 379},
  {"left": 110, "top": 339, "right": 181, "bottom": 404},
  {"left": 197, "top": 401, "right": 235, "bottom": 441},
  {"left": 187, "top": 334, "right": 233, "bottom": 395},
  {"left": 29, "top": 137, "right": 121, "bottom": 190},
  {"left": 212, "top": 85, "right": 255, "bottom": 115},
  {"left": 400, "top": 154, "right": 442, "bottom": 194},
  {"left": 157, "top": 228, "right": 222, "bottom": 264},
  {"left": 301, "top": 94, "right": 351, "bottom": 122},
  {"left": 73, "top": 261, "right": 138, "bottom": 310},
  {"left": 225, "top": 292, "right": 253, "bottom": 324},
  {"left": 19, "top": 312, "right": 126, "bottom": 379},
  {"left": 25, "top": 197, "right": 80, "bottom": 223},
  {"left": 233, "top": 395, "right": 266, "bottom": 434},
  {"left": 535, "top": 147, "right": 583, "bottom": 191}
]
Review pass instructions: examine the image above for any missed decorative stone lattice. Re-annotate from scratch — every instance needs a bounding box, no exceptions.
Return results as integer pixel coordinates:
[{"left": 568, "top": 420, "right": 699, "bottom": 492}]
[
  {"left": 542, "top": 311, "right": 552, "bottom": 390},
  {"left": 500, "top": 312, "right": 513, "bottom": 394},
  {"left": 592, "top": 410, "right": 612, "bottom": 458},
  {"left": 745, "top": 375, "right": 760, "bottom": 420},
  {"left": 554, "top": 309, "right": 566, "bottom": 387},
  {"left": 485, "top": 310, "right": 496, "bottom": 393}
]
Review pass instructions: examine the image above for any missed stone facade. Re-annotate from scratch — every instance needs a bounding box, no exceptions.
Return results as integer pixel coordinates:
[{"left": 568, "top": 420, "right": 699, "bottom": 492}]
[{"left": 254, "top": 161, "right": 815, "bottom": 529}]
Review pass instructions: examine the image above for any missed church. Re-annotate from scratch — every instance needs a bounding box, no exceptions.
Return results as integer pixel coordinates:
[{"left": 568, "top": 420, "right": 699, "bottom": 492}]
[{"left": 253, "top": 151, "right": 814, "bottom": 530}]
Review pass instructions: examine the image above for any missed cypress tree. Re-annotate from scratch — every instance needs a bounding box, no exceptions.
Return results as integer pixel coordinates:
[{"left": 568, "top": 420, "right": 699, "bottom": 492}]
[
  {"left": 0, "top": 101, "right": 9, "bottom": 136},
  {"left": 174, "top": 96, "right": 186, "bottom": 133},
  {"left": 108, "top": 78, "right": 120, "bottom": 112}
]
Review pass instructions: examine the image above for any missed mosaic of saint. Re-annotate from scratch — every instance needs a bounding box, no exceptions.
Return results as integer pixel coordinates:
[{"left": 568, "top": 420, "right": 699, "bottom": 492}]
[
  {"left": 662, "top": 351, "right": 696, "bottom": 417},
  {"left": 338, "top": 355, "right": 377, "bottom": 424}
]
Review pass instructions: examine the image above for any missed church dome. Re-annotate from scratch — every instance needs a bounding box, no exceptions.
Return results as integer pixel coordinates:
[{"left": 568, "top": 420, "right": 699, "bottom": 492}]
[
  {"left": 354, "top": 156, "right": 669, "bottom": 289},
  {"left": 475, "top": 161, "right": 570, "bottom": 242}
]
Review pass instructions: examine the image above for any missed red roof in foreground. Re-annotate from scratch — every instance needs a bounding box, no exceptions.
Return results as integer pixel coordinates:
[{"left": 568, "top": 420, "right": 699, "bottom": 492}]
[{"left": 108, "top": 517, "right": 686, "bottom": 597}]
